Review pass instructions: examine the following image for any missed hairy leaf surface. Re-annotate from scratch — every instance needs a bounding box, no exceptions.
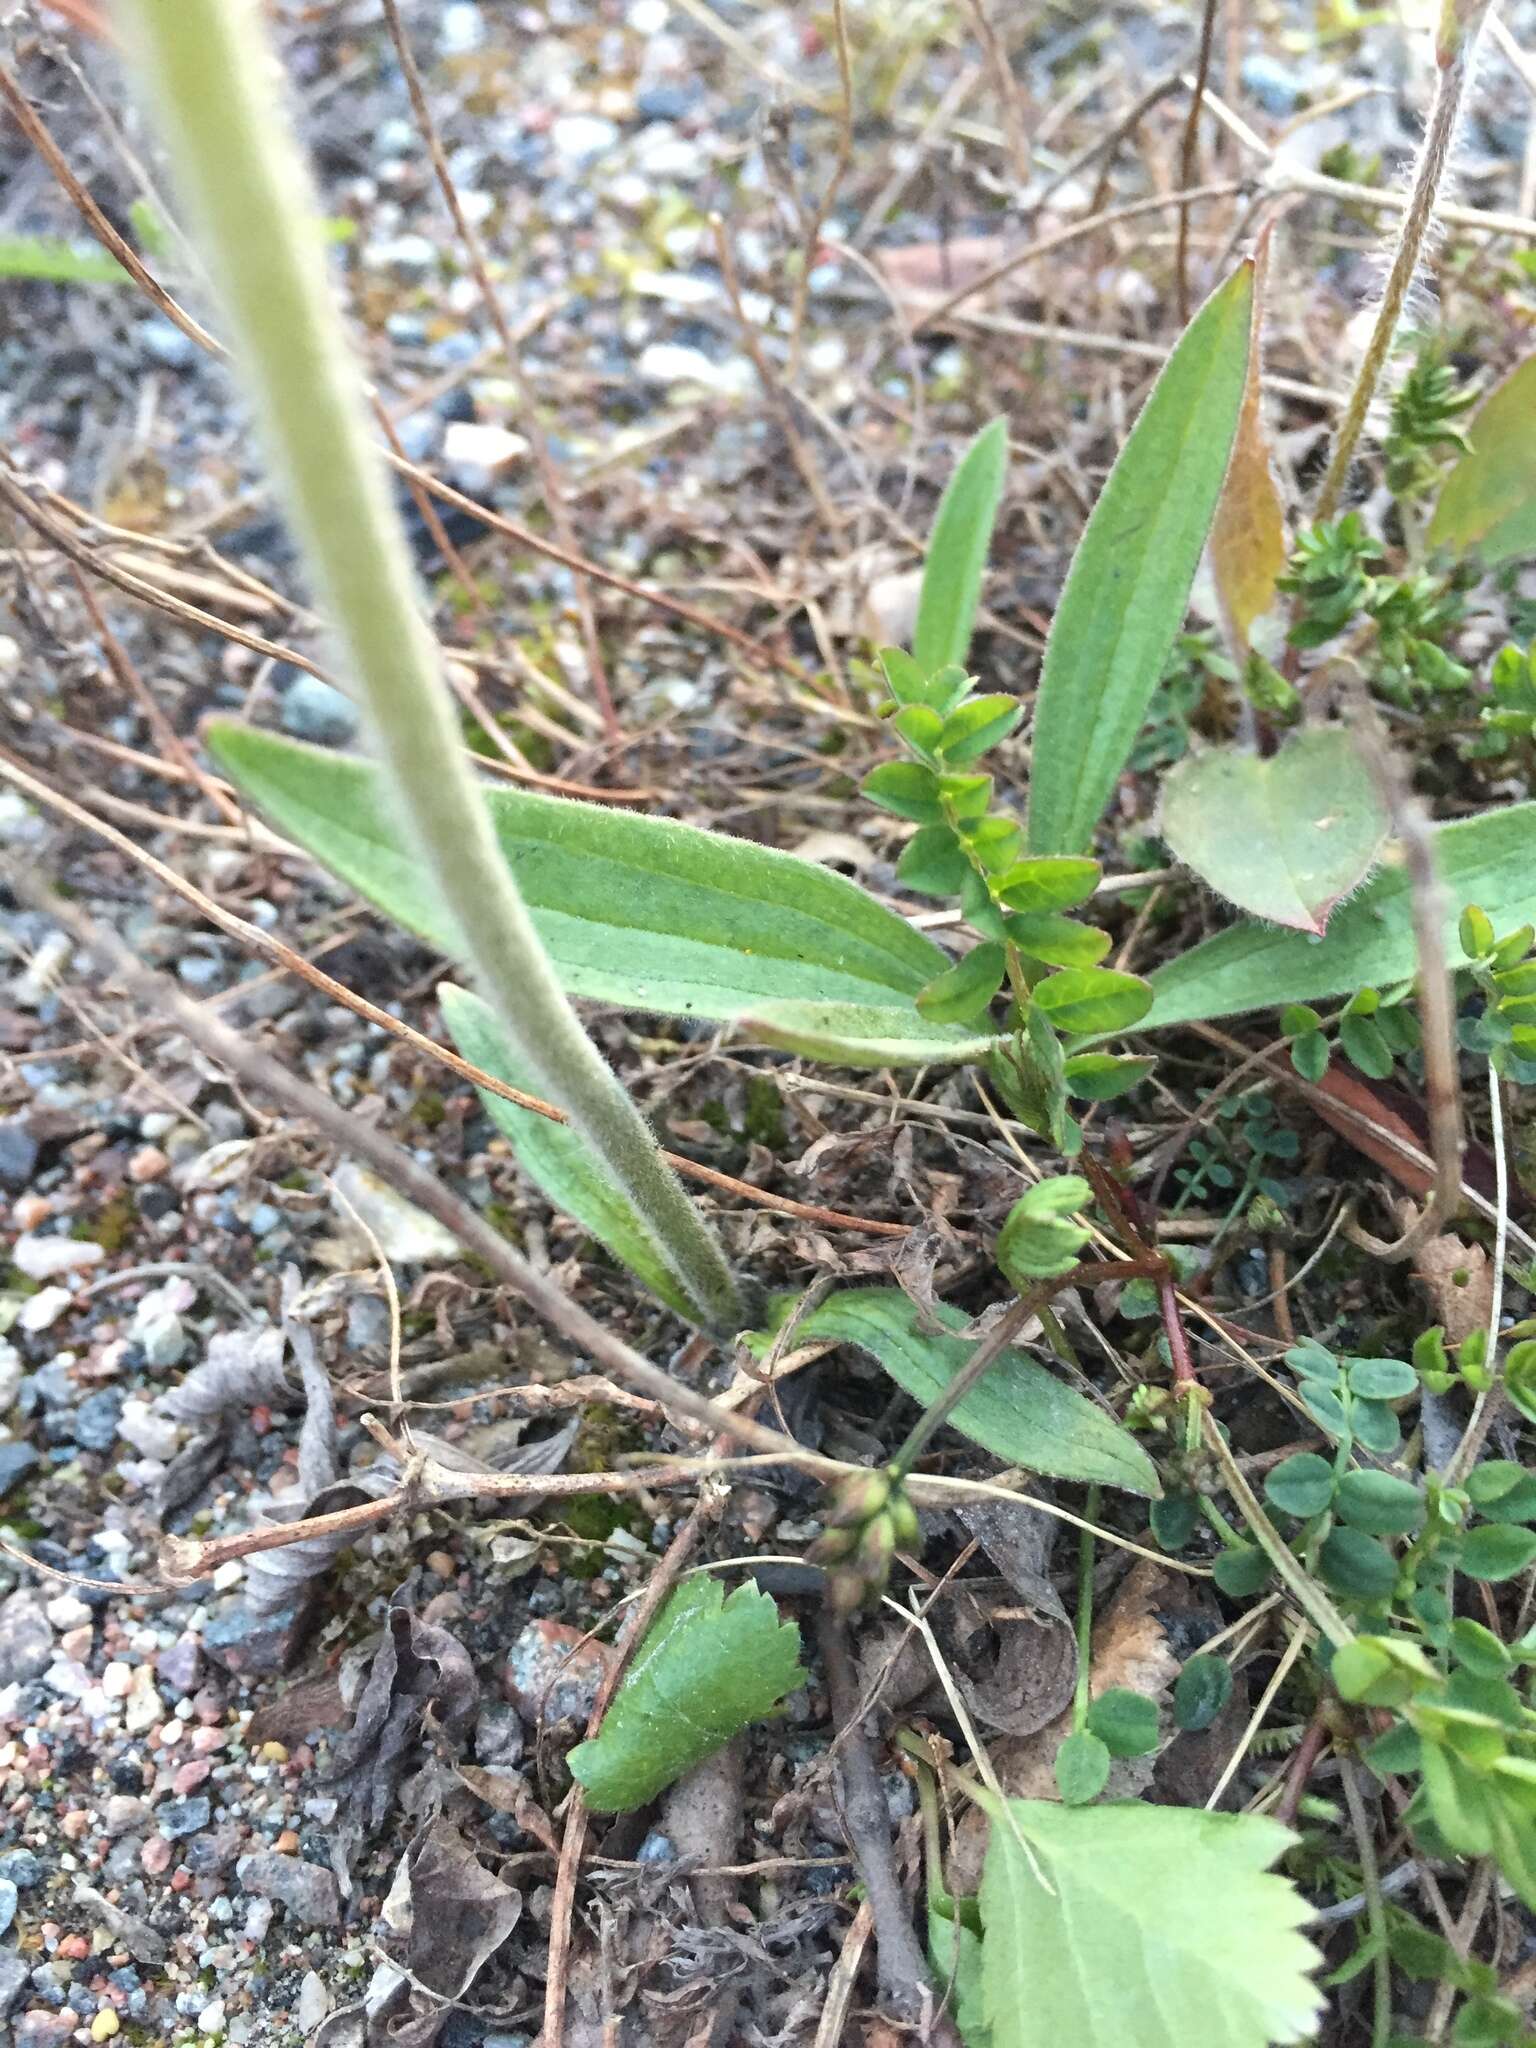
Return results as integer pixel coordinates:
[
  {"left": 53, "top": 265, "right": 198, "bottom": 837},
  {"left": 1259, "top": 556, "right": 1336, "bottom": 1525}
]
[
  {"left": 568, "top": 1579, "right": 803, "bottom": 1812},
  {"left": 1026, "top": 264, "right": 1255, "bottom": 855}
]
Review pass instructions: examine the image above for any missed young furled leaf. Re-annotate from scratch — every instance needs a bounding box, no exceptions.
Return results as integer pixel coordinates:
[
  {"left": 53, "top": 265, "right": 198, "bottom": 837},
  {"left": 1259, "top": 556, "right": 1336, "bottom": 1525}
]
[
  {"left": 437, "top": 983, "right": 695, "bottom": 1319},
  {"left": 569, "top": 1579, "right": 803, "bottom": 1813},
  {"left": 977, "top": 1799, "right": 1323, "bottom": 2048},
  {"left": 1026, "top": 263, "right": 1256, "bottom": 856},
  {"left": 1159, "top": 730, "right": 1387, "bottom": 936},
  {"left": 1428, "top": 353, "right": 1536, "bottom": 567},
  {"left": 915, "top": 417, "right": 1009, "bottom": 676}
]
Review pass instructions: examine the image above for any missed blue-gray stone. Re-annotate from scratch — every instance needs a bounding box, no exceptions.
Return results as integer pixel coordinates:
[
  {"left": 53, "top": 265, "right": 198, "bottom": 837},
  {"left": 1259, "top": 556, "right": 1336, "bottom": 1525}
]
[
  {"left": 1240, "top": 54, "right": 1305, "bottom": 115},
  {"left": 73, "top": 1390, "right": 123, "bottom": 1453},
  {"left": 279, "top": 674, "right": 359, "bottom": 746},
  {"left": 138, "top": 316, "right": 199, "bottom": 370},
  {"left": 0, "top": 1123, "right": 37, "bottom": 1192},
  {"left": 0, "top": 1878, "right": 16, "bottom": 1937},
  {"left": 158, "top": 1795, "right": 212, "bottom": 1840},
  {"left": 0, "top": 1850, "right": 40, "bottom": 1888},
  {"left": 0, "top": 1443, "right": 38, "bottom": 1497}
]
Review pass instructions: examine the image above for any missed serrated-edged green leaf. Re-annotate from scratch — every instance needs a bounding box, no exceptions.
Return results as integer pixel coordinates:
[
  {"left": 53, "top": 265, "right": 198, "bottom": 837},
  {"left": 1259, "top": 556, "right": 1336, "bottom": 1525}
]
[
  {"left": 568, "top": 1578, "right": 804, "bottom": 1812},
  {"left": 1034, "top": 966, "right": 1153, "bottom": 1034},
  {"left": 917, "top": 943, "right": 1008, "bottom": 1024},
  {"left": 767, "top": 1287, "right": 1159, "bottom": 1494},
  {"left": 915, "top": 417, "right": 1008, "bottom": 674},
  {"left": 1460, "top": 1523, "right": 1536, "bottom": 1582},
  {"left": 976, "top": 1797, "right": 1323, "bottom": 2048},
  {"left": 1004, "top": 912, "right": 1112, "bottom": 969},
  {"left": 994, "top": 856, "right": 1102, "bottom": 913},
  {"left": 1428, "top": 354, "right": 1536, "bottom": 568},
  {"left": 1142, "top": 804, "right": 1536, "bottom": 1033},
  {"left": 438, "top": 983, "right": 694, "bottom": 1317},
  {"left": 1026, "top": 263, "right": 1256, "bottom": 856},
  {"left": 898, "top": 821, "right": 971, "bottom": 896},
  {"left": 863, "top": 760, "right": 945, "bottom": 823},
  {"left": 938, "top": 694, "right": 1023, "bottom": 766},
  {"left": 1062, "top": 1052, "right": 1155, "bottom": 1101},
  {"left": 1159, "top": 731, "right": 1387, "bottom": 937},
  {"left": 1333, "top": 1469, "right": 1425, "bottom": 1535},
  {"left": 206, "top": 724, "right": 985, "bottom": 1067}
]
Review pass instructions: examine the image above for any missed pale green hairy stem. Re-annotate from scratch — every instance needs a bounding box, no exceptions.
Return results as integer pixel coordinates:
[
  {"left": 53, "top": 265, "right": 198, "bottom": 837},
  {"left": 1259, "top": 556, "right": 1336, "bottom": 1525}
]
[
  {"left": 117, "top": 0, "right": 741, "bottom": 1330},
  {"left": 1316, "top": 2, "right": 1490, "bottom": 519}
]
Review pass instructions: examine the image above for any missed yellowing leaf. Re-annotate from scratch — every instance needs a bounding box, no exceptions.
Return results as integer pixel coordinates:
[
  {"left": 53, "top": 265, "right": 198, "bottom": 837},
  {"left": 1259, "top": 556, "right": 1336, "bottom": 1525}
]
[
  {"left": 977, "top": 1798, "right": 1324, "bottom": 2048},
  {"left": 1428, "top": 353, "right": 1536, "bottom": 566},
  {"left": 1209, "top": 246, "right": 1287, "bottom": 649}
]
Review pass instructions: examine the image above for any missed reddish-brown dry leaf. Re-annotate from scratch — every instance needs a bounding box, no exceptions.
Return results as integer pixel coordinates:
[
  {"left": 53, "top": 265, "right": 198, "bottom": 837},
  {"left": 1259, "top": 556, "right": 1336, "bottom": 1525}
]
[
  {"left": 1310, "top": 1066, "right": 1436, "bottom": 1199},
  {"left": 1209, "top": 236, "right": 1287, "bottom": 650}
]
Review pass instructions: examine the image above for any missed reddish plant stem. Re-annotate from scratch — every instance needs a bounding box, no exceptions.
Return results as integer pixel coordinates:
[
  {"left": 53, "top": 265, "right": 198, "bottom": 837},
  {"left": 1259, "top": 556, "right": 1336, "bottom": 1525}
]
[
  {"left": 1159, "top": 1276, "right": 1199, "bottom": 1388},
  {"left": 1276, "top": 1709, "right": 1330, "bottom": 1827}
]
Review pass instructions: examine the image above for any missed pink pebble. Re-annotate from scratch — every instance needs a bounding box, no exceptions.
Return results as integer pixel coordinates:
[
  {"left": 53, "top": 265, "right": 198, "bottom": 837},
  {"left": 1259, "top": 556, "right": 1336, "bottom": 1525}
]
[{"left": 140, "top": 1836, "right": 172, "bottom": 1876}]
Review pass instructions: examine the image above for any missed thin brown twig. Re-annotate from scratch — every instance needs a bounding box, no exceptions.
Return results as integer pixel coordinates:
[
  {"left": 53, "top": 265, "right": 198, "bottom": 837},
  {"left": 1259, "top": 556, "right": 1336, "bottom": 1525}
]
[
  {"left": 0, "top": 748, "right": 910, "bottom": 1240},
  {"left": 711, "top": 215, "right": 843, "bottom": 532},
  {"left": 1176, "top": 0, "right": 1221, "bottom": 320},
  {"left": 0, "top": 859, "right": 803, "bottom": 1454},
  {"left": 0, "top": 58, "right": 219, "bottom": 357},
  {"left": 376, "top": 0, "right": 620, "bottom": 742},
  {"left": 909, "top": 179, "right": 1248, "bottom": 334},
  {"left": 63, "top": 564, "right": 242, "bottom": 825},
  {"left": 819, "top": 1610, "right": 961, "bottom": 2040},
  {"left": 1345, "top": 714, "right": 1464, "bottom": 1263}
]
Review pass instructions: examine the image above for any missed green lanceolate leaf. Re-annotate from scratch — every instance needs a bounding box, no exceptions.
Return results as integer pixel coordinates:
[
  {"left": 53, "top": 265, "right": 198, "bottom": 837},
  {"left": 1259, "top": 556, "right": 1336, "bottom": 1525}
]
[
  {"left": 976, "top": 1798, "right": 1323, "bottom": 2048},
  {"left": 929, "top": 1896, "right": 991, "bottom": 2046},
  {"left": 1428, "top": 353, "right": 1536, "bottom": 567},
  {"left": 915, "top": 417, "right": 1009, "bottom": 675},
  {"left": 1026, "top": 262, "right": 1256, "bottom": 856},
  {"left": 207, "top": 724, "right": 988, "bottom": 1067},
  {"left": 437, "top": 983, "right": 694, "bottom": 1318},
  {"left": 1159, "top": 730, "right": 1387, "bottom": 937},
  {"left": 774, "top": 1288, "right": 1159, "bottom": 1496},
  {"left": 568, "top": 1578, "right": 804, "bottom": 1813},
  {"left": 1142, "top": 802, "right": 1536, "bottom": 1033}
]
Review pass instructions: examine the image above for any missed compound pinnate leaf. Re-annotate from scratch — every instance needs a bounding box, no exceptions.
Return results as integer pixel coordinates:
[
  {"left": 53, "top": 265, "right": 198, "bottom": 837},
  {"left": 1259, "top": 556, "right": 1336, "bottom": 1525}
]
[
  {"left": 437, "top": 983, "right": 694, "bottom": 1319},
  {"left": 568, "top": 1579, "right": 804, "bottom": 1813},
  {"left": 770, "top": 1288, "right": 1159, "bottom": 1495},
  {"left": 207, "top": 724, "right": 986, "bottom": 1068},
  {"left": 1142, "top": 802, "right": 1536, "bottom": 1032},
  {"left": 1026, "top": 262, "right": 1255, "bottom": 856},
  {"left": 915, "top": 417, "right": 1009, "bottom": 675},
  {"left": 1428, "top": 354, "right": 1536, "bottom": 567},
  {"left": 1160, "top": 731, "right": 1386, "bottom": 937},
  {"left": 977, "top": 1798, "right": 1323, "bottom": 2048}
]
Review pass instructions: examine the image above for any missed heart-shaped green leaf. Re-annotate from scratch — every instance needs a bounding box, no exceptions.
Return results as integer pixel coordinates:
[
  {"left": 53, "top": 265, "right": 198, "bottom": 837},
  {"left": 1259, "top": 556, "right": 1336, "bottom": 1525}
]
[{"left": 1159, "top": 730, "right": 1387, "bottom": 936}]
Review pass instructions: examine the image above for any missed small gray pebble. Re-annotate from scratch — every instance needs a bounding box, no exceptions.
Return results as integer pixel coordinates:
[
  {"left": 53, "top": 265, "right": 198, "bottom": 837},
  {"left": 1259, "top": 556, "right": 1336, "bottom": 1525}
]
[
  {"left": 279, "top": 673, "right": 359, "bottom": 746},
  {"left": 0, "top": 1877, "right": 16, "bottom": 1937},
  {"left": 0, "top": 1850, "right": 41, "bottom": 1888},
  {"left": 159, "top": 1795, "right": 212, "bottom": 1840},
  {"left": 73, "top": 1389, "right": 123, "bottom": 1454}
]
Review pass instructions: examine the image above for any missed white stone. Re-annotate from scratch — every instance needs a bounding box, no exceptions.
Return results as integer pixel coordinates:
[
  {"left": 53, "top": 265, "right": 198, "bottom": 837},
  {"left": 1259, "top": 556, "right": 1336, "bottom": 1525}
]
[
  {"left": 117, "top": 1399, "right": 180, "bottom": 1462},
  {"left": 637, "top": 343, "right": 754, "bottom": 398},
  {"left": 442, "top": 420, "right": 529, "bottom": 487},
  {"left": 18, "top": 1287, "right": 72, "bottom": 1334},
  {"left": 330, "top": 1164, "right": 462, "bottom": 1264},
  {"left": 12, "top": 1234, "right": 104, "bottom": 1280},
  {"left": 44, "top": 1595, "right": 90, "bottom": 1633},
  {"left": 549, "top": 114, "right": 618, "bottom": 165}
]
